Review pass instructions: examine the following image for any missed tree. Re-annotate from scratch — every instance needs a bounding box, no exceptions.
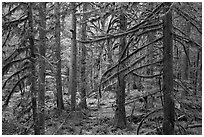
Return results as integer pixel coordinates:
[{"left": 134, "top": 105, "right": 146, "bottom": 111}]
[
  {"left": 55, "top": 2, "right": 64, "bottom": 111},
  {"left": 28, "top": 3, "right": 40, "bottom": 135},
  {"left": 181, "top": 21, "right": 191, "bottom": 96},
  {"left": 114, "top": 12, "right": 127, "bottom": 129},
  {"left": 69, "top": 2, "right": 77, "bottom": 111},
  {"left": 145, "top": 2, "right": 155, "bottom": 109},
  {"left": 79, "top": 2, "right": 88, "bottom": 109},
  {"left": 182, "top": 21, "right": 191, "bottom": 81},
  {"left": 146, "top": 2, "right": 155, "bottom": 76},
  {"left": 162, "top": 3, "right": 175, "bottom": 135},
  {"left": 38, "top": 2, "right": 46, "bottom": 134},
  {"left": 2, "top": 2, "right": 202, "bottom": 135},
  {"left": 194, "top": 50, "right": 201, "bottom": 94}
]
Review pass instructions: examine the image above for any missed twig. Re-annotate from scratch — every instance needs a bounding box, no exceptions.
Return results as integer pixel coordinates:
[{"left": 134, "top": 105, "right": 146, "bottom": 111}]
[
  {"left": 132, "top": 72, "right": 163, "bottom": 79},
  {"left": 186, "top": 124, "right": 202, "bottom": 129}
]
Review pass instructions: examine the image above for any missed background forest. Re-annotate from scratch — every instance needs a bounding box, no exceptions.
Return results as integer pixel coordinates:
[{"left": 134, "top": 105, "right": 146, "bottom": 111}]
[{"left": 2, "top": 2, "right": 202, "bottom": 135}]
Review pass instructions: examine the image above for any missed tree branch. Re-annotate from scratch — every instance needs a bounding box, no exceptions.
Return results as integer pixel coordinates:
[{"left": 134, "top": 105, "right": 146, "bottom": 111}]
[
  {"left": 173, "top": 33, "right": 201, "bottom": 50},
  {"left": 174, "top": 6, "right": 202, "bottom": 34},
  {"left": 101, "top": 36, "right": 163, "bottom": 79},
  {"left": 132, "top": 72, "right": 163, "bottom": 79}
]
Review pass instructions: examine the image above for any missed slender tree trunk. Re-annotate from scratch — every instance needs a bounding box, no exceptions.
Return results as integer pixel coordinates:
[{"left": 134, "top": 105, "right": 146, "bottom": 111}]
[
  {"left": 162, "top": 5, "right": 175, "bottom": 135},
  {"left": 79, "top": 2, "right": 88, "bottom": 109},
  {"left": 182, "top": 21, "right": 191, "bottom": 96},
  {"left": 70, "top": 2, "right": 77, "bottom": 111},
  {"left": 55, "top": 2, "right": 64, "bottom": 111},
  {"left": 90, "top": 56, "right": 94, "bottom": 90},
  {"left": 114, "top": 13, "right": 127, "bottom": 129},
  {"left": 107, "top": 39, "right": 113, "bottom": 70},
  {"left": 145, "top": 2, "right": 155, "bottom": 109},
  {"left": 194, "top": 51, "right": 200, "bottom": 95},
  {"left": 145, "top": 37, "right": 154, "bottom": 109},
  {"left": 28, "top": 3, "right": 40, "bottom": 135},
  {"left": 197, "top": 51, "right": 202, "bottom": 92},
  {"left": 146, "top": 3, "right": 154, "bottom": 76},
  {"left": 38, "top": 2, "right": 46, "bottom": 134},
  {"left": 183, "top": 22, "right": 190, "bottom": 80}
]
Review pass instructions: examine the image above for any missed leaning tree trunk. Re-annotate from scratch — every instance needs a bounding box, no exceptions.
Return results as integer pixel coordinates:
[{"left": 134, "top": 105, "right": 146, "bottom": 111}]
[
  {"left": 79, "top": 2, "right": 88, "bottom": 109},
  {"left": 162, "top": 5, "right": 175, "bottom": 135},
  {"left": 55, "top": 2, "right": 64, "bottom": 111},
  {"left": 114, "top": 13, "right": 127, "bottom": 129},
  {"left": 28, "top": 3, "right": 40, "bottom": 135},
  {"left": 69, "top": 2, "right": 77, "bottom": 111}
]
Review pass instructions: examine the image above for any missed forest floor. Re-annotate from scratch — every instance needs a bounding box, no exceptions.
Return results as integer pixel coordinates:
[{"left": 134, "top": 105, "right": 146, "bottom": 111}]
[
  {"left": 44, "top": 94, "right": 202, "bottom": 135},
  {"left": 43, "top": 87, "right": 202, "bottom": 135},
  {"left": 45, "top": 99, "right": 150, "bottom": 135},
  {"left": 2, "top": 81, "right": 202, "bottom": 135}
]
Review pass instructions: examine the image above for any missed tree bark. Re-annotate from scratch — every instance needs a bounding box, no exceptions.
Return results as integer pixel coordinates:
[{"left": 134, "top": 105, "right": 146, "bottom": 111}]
[
  {"left": 182, "top": 21, "right": 191, "bottom": 96},
  {"left": 183, "top": 22, "right": 190, "bottom": 80},
  {"left": 147, "top": 4, "right": 155, "bottom": 76},
  {"left": 70, "top": 2, "right": 77, "bottom": 111},
  {"left": 38, "top": 2, "right": 46, "bottom": 134},
  {"left": 28, "top": 3, "right": 40, "bottom": 135},
  {"left": 145, "top": 2, "right": 155, "bottom": 109},
  {"left": 162, "top": 5, "right": 175, "bottom": 135},
  {"left": 114, "top": 13, "right": 127, "bottom": 129},
  {"left": 197, "top": 51, "right": 202, "bottom": 92},
  {"left": 194, "top": 50, "right": 200, "bottom": 95},
  {"left": 55, "top": 2, "right": 64, "bottom": 111},
  {"left": 79, "top": 2, "right": 88, "bottom": 109}
]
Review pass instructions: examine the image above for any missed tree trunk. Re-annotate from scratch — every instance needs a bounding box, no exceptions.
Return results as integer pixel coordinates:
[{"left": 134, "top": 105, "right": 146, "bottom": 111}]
[
  {"left": 55, "top": 2, "right": 64, "bottom": 111},
  {"left": 197, "top": 51, "right": 202, "bottom": 92},
  {"left": 28, "top": 3, "right": 40, "bottom": 135},
  {"left": 182, "top": 22, "right": 190, "bottom": 80},
  {"left": 194, "top": 50, "right": 200, "bottom": 95},
  {"left": 162, "top": 5, "right": 175, "bottom": 135},
  {"left": 146, "top": 2, "right": 154, "bottom": 76},
  {"left": 70, "top": 2, "right": 77, "bottom": 111},
  {"left": 114, "top": 13, "right": 127, "bottom": 129},
  {"left": 107, "top": 39, "right": 113, "bottom": 70},
  {"left": 145, "top": 2, "right": 155, "bottom": 109},
  {"left": 38, "top": 2, "right": 46, "bottom": 134},
  {"left": 182, "top": 21, "right": 191, "bottom": 96},
  {"left": 79, "top": 2, "right": 88, "bottom": 109}
]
